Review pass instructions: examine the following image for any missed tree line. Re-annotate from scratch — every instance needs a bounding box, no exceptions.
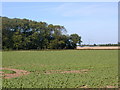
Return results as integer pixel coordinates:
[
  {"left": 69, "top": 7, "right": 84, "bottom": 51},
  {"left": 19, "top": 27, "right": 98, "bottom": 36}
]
[
  {"left": 98, "top": 43, "right": 120, "bottom": 46},
  {"left": 2, "top": 17, "right": 82, "bottom": 50},
  {"left": 81, "top": 43, "right": 120, "bottom": 46}
]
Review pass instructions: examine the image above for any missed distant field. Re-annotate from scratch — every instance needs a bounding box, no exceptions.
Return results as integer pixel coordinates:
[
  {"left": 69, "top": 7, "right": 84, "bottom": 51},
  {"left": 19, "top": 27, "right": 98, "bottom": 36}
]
[
  {"left": 76, "top": 46, "right": 119, "bottom": 50},
  {"left": 2, "top": 50, "right": 118, "bottom": 88}
]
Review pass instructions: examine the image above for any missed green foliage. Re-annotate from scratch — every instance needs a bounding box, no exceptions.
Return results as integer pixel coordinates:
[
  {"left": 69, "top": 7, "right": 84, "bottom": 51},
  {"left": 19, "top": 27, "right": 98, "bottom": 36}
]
[
  {"left": 2, "top": 17, "right": 82, "bottom": 50},
  {"left": 70, "top": 34, "right": 82, "bottom": 48},
  {"left": 2, "top": 50, "right": 118, "bottom": 88},
  {"left": 12, "top": 30, "right": 22, "bottom": 50}
]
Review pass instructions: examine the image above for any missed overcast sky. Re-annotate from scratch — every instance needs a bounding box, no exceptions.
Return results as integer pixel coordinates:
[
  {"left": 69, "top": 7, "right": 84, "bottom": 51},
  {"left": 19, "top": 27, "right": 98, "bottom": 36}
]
[{"left": 2, "top": 2, "right": 118, "bottom": 44}]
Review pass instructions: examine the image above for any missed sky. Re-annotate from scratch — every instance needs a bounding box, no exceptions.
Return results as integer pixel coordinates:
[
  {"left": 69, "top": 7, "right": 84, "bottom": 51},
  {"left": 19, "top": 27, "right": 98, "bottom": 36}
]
[{"left": 2, "top": 2, "right": 118, "bottom": 44}]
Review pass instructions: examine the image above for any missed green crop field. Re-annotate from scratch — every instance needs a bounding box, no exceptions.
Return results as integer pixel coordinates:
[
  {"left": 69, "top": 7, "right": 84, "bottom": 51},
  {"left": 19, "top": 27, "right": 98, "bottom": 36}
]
[{"left": 2, "top": 50, "right": 118, "bottom": 88}]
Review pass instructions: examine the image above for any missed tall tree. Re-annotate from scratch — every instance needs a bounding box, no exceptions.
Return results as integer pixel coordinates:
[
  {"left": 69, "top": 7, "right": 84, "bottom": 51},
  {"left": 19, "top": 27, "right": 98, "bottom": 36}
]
[
  {"left": 2, "top": 17, "right": 82, "bottom": 50},
  {"left": 69, "top": 34, "right": 82, "bottom": 49},
  {"left": 12, "top": 30, "right": 22, "bottom": 50}
]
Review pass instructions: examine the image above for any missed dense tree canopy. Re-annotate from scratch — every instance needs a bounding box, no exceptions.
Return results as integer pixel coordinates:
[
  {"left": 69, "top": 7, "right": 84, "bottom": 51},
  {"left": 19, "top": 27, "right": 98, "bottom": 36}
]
[{"left": 2, "top": 17, "right": 82, "bottom": 50}]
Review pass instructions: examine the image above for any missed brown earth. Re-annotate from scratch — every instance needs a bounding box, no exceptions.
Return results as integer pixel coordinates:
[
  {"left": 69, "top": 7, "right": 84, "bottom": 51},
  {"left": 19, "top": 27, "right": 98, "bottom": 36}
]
[
  {"left": 79, "top": 85, "right": 88, "bottom": 88},
  {"left": 0, "top": 68, "right": 30, "bottom": 79},
  {"left": 79, "top": 85, "right": 118, "bottom": 88},
  {"left": 0, "top": 71, "right": 3, "bottom": 73},
  {"left": 45, "top": 69, "right": 90, "bottom": 74},
  {"left": 106, "top": 86, "right": 118, "bottom": 88}
]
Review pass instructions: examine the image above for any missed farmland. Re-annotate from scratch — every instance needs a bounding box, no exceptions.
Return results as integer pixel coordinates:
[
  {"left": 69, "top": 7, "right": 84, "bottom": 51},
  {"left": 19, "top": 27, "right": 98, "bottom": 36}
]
[{"left": 2, "top": 50, "right": 118, "bottom": 88}]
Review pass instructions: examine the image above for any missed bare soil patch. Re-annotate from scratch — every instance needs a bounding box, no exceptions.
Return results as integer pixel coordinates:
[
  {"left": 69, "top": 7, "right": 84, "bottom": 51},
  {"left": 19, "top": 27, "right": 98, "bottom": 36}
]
[
  {"left": 45, "top": 69, "right": 90, "bottom": 74},
  {"left": 106, "top": 86, "right": 118, "bottom": 88},
  {"left": 0, "top": 68, "right": 30, "bottom": 79},
  {"left": 0, "top": 71, "right": 3, "bottom": 73},
  {"left": 79, "top": 85, "right": 88, "bottom": 88},
  {"left": 79, "top": 85, "right": 118, "bottom": 88}
]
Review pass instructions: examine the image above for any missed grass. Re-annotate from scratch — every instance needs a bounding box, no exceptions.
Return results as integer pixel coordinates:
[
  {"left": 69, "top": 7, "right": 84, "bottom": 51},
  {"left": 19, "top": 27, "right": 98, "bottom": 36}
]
[
  {"left": 0, "top": 70, "right": 16, "bottom": 74},
  {"left": 2, "top": 50, "right": 118, "bottom": 88}
]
